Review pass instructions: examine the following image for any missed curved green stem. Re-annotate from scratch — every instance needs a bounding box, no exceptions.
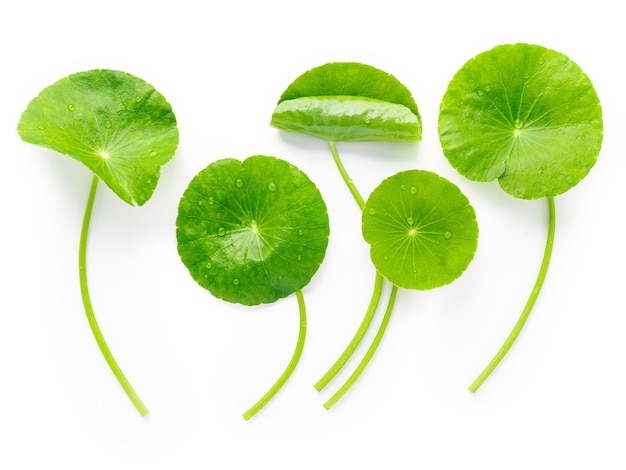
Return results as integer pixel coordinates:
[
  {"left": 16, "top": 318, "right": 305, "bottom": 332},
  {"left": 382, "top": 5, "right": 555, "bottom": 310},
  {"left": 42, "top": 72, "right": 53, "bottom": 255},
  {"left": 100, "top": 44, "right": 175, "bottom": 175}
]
[
  {"left": 329, "top": 140, "right": 365, "bottom": 210},
  {"left": 79, "top": 175, "right": 149, "bottom": 416},
  {"left": 469, "top": 197, "right": 556, "bottom": 393},
  {"left": 243, "top": 289, "right": 307, "bottom": 420},
  {"left": 324, "top": 285, "right": 398, "bottom": 410},
  {"left": 314, "top": 272, "right": 384, "bottom": 391}
]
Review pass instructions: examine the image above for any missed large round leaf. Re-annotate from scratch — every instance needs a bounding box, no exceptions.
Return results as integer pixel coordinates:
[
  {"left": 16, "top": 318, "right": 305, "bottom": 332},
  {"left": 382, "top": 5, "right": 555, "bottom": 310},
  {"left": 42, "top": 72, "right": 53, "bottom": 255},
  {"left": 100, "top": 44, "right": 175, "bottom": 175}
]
[
  {"left": 17, "top": 69, "right": 179, "bottom": 205},
  {"left": 176, "top": 155, "right": 330, "bottom": 306},
  {"left": 438, "top": 43, "right": 602, "bottom": 199},
  {"left": 362, "top": 170, "right": 478, "bottom": 290},
  {"left": 271, "top": 62, "right": 422, "bottom": 142}
]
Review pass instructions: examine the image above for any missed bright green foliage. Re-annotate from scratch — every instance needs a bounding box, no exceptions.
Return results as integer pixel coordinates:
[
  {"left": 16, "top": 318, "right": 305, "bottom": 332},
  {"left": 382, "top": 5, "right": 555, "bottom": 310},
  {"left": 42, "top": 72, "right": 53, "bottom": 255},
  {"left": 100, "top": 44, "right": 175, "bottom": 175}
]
[
  {"left": 176, "top": 155, "right": 330, "bottom": 306},
  {"left": 439, "top": 43, "right": 602, "bottom": 199},
  {"left": 18, "top": 69, "right": 179, "bottom": 205},
  {"left": 362, "top": 170, "right": 478, "bottom": 290},
  {"left": 271, "top": 62, "right": 422, "bottom": 142}
]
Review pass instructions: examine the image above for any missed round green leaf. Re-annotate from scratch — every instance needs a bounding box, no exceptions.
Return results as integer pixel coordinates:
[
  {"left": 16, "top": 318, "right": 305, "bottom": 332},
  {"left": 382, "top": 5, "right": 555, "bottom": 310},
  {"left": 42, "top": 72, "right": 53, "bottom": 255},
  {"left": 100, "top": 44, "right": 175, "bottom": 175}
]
[
  {"left": 271, "top": 62, "right": 422, "bottom": 142},
  {"left": 17, "top": 69, "right": 179, "bottom": 205},
  {"left": 362, "top": 170, "right": 478, "bottom": 290},
  {"left": 438, "top": 43, "right": 602, "bottom": 199},
  {"left": 176, "top": 155, "right": 330, "bottom": 306}
]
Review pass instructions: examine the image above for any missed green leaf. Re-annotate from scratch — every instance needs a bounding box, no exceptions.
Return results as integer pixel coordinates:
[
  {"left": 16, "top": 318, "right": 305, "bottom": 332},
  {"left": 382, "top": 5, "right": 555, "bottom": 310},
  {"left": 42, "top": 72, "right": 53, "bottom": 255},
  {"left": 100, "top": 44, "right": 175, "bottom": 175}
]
[
  {"left": 176, "top": 155, "right": 330, "bottom": 306},
  {"left": 271, "top": 62, "right": 422, "bottom": 142},
  {"left": 17, "top": 69, "right": 179, "bottom": 205},
  {"left": 438, "top": 43, "right": 603, "bottom": 199},
  {"left": 362, "top": 170, "right": 478, "bottom": 290}
]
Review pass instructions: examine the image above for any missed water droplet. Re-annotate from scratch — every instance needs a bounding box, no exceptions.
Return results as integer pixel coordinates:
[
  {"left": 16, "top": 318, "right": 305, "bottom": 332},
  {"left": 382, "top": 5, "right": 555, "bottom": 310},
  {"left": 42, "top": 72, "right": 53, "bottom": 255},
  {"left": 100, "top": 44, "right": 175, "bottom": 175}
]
[
  {"left": 104, "top": 120, "right": 112, "bottom": 129},
  {"left": 477, "top": 90, "right": 484, "bottom": 96},
  {"left": 235, "top": 178, "right": 243, "bottom": 188},
  {"left": 400, "top": 184, "right": 406, "bottom": 191},
  {"left": 514, "top": 119, "right": 523, "bottom": 129},
  {"left": 198, "top": 200, "right": 204, "bottom": 206},
  {"left": 444, "top": 231, "right": 452, "bottom": 240},
  {"left": 540, "top": 164, "right": 547, "bottom": 170},
  {"left": 407, "top": 217, "right": 415, "bottom": 226},
  {"left": 484, "top": 85, "right": 491, "bottom": 92},
  {"left": 539, "top": 58, "right": 545, "bottom": 65},
  {"left": 410, "top": 186, "right": 417, "bottom": 195},
  {"left": 233, "top": 278, "right": 240, "bottom": 285},
  {"left": 368, "top": 208, "right": 376, "bottom": 215},
  {"left": 135, "top": 96, "right": 142, "bottom": 103},
  {"left": 37, "top": 125, "right": 45, "bottom": 130},
  {"left": 364, "top": 117, "right": 371, "bottom": 124},
  {"left": 146, "top": 179, "right": 152, "bottom": 184},
  {"left": 217, "top": 227, "right": 226, "bottom": 237},
  {"left": 298, "top": 229, "right": 303, "bottom": 236},
  {"left": 524, "top": 73, "right": 530, "bottom": 80},
  {"left": 67, "top": 104, "right": 76, "bottom": 111},
  {"left": 268, "top": 182, "right": 277, "bottom": 192},
  {"left": 297, "top": 255, "right": 302, "bottom": 261},
  {"left": 208, "top": 197, "right": 215, "bottom": 205},
  {"left": 150, "top": 150, "right": 158, "bottom": 157},
  {"left": 205, "top": 262, "right": 212, "bottom": 269}
]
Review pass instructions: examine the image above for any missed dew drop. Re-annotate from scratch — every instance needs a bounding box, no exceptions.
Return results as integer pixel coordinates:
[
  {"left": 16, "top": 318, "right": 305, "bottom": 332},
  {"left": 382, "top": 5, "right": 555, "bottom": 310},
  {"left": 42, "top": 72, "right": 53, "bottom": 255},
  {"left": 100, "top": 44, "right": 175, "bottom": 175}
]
[
  {"left": 444, "top": 231, "right": 452, "bottom": 240},
  {"left": 477, "top": 90, "right": 484, "bottom": 96},
  {"left": 205, "top": 262, "right": 212, "bottom": 270},
  {"left": 235, "top": 178, "right": 243, "bottom": 188},
  {"left": 297, "top": 255, "right": 302, "bottom": 261},
  {"left": 368, "top": 208, "right": 376, "bottom": 215},
  {"left": 104, "top": 120, "right": 112, "bottom": 129},
  {"left": 233, "top": 278, "right": 240, "bottom": 286},
  {"left": 150, "top": 150, "right": 158, "bottom": 157},
  {"left": 37, "top": 124, "right": 45, "bottom": 130},
  {"left": 485, "top": 85, "right": 491, "bottom": 92},
  {"left": 268, "top": 182, "right": 277, "bottom": 192},
  {"left": 298, "top": 229, "right": 303, "bottom": 236},
  {"left": 514, "top": 119, "right": 524, "bottom": 129},
  {"left": 540, "top": 164, "right": 547, "bottom": 170},
  {"left": 67, "top": 104, "right": 76, "bottom": 111},
  {"left": 208, "top": 197, "right": 215, "bottom": 205},
  {"left": 217, "top": 227, "right": 226, "bottom": 237},
  {"left": 410, "top": 186, "right": 417, "bottom": 195},
  {"left": 524, "top": 73, "right": 530, "bottom": 80},
  {"left": 407, "top": 217, "right": 415, "bottom": 226},
  {"left": 135, "top": 96, "right": 142, "bottom": 103},
  {"left": 198, "top": 200, "right": 204, "bottom": 206}
]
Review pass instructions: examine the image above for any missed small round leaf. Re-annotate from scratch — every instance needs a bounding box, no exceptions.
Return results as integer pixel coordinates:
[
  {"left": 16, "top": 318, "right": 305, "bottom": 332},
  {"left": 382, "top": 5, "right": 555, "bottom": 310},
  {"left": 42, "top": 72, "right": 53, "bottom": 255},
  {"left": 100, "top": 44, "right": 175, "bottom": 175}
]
[
  {"left": 176, "top": 155, "right": 330, "bottom": 306},
  {"left": 438, "top": 43, "right": 602, "bottom": 199},
  {"left": 362, "top": 170, "right": 478, "bottom": 290},
  {"left": 271, "top": 62, "right": 422, "bottom": 142},
  {"left": 17, "top": 69, "right": 179, "bottom": 205}
]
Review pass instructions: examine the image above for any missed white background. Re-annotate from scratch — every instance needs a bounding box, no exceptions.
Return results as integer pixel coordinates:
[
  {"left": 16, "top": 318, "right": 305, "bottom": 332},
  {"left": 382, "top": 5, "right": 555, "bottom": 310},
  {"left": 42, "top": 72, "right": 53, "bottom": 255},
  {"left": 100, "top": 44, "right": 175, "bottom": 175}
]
[{"left": 1, "top": 1, "right": 624, "bottom": 468}]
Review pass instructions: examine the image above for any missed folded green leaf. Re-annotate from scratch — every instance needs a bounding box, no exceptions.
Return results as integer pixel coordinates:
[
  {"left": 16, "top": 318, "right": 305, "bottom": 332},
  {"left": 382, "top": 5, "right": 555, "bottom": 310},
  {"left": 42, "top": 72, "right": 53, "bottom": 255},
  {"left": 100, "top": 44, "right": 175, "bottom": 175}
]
[
  {"left": 18, "top": 69, "right": 179, "bottom": 205},
  {"left": 271, "top": 62, "right": 421, "bottom": 142}
]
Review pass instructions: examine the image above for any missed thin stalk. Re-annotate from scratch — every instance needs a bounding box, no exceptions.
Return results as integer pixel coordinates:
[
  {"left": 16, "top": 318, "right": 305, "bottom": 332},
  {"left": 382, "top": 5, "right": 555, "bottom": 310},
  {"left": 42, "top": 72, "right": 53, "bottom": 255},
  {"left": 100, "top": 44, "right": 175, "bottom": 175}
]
[
  {"left": 329, "top": 140, "right": 365, "bottom": 210},
  {"left": 79, "top": 175, "right": 149, "bottom": 416},
  {"left": 243, "top": 289, "right": 307, "bottom": 420},
  {"left": 324, "top": 285, "right": 398, "bottom": 410},
  {"left": 314, "top": 272, "right": 384, "bottom": 391},
  {"left": 469, "top": 197, "right": 556, "bottom": 393}
]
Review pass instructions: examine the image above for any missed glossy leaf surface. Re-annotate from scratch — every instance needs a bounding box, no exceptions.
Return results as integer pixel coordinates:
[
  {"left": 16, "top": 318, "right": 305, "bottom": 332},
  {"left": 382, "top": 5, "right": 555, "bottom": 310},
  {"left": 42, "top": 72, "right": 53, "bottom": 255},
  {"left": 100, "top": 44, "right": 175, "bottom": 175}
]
[
  {"left": 176, "top": 155, "right": 330, "bottom": 306},
  {"left": 18, "top": 69, "right": 179, "bottom": 205},
  {"left": 271, "top": 62, "right": 422, "bottom": 142},
  {"left": 362, "top": 170, "right": 478, "bottom": 290},
  {"left": 438, "top": 43, "right": 602, "bottom": 199}
]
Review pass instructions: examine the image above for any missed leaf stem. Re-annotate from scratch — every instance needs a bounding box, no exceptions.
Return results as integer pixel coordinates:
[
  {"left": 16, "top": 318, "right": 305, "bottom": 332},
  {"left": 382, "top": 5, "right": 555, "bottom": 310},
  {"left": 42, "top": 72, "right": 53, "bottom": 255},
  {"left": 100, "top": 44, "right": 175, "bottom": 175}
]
[
  {"left": 79, "top": 175, "right": 149, "bottom": 416},
  {"left": 243, "top": 289, "right": 307, "bottom": 420},
  {"left": 469, "top": 197, "right": 556, "bottom": 393},
  {"left": 324, "top": 285, "right": 398, "bottom": 410},
  {"left": 328, "top": 140, "right": 365, "bottom": 210},
  {"left": 314, "top": 272, "right": 384, "bottom": 391}
]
